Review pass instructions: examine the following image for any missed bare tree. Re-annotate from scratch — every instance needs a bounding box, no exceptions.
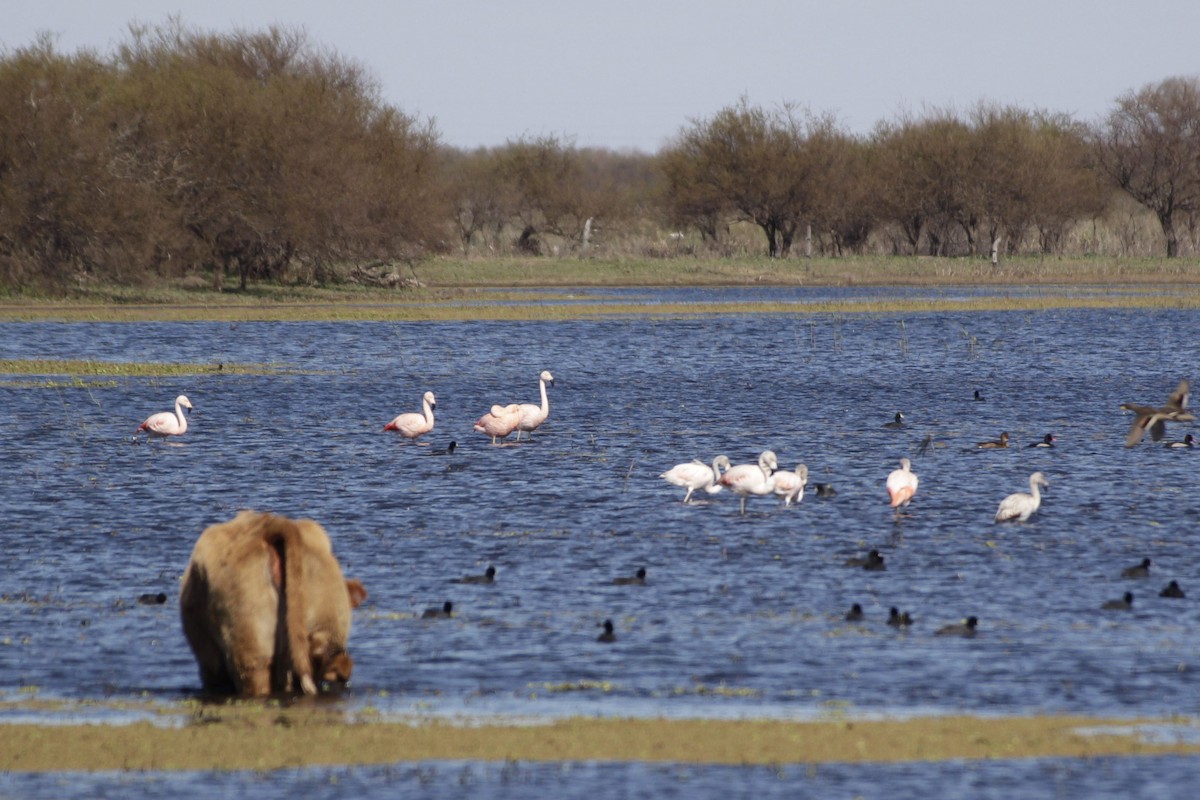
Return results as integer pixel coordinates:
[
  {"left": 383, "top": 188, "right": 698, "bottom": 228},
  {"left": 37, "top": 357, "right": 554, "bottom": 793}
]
[{"left": 1092, "top": 76, "right": 1200, "bottom": 257}]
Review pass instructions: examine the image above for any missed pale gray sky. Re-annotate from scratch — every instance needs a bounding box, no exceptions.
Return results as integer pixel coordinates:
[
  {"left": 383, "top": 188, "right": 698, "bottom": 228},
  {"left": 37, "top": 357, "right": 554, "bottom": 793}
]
[{"left": 6, "top": 1, "right": 1199, "bottom": 152}]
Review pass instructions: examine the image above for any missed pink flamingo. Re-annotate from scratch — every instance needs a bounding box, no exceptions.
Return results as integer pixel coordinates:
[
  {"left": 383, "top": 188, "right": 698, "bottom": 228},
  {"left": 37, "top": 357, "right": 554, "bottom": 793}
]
[
  {"left": 136, "top": 395, "right": 192, "bottom": 437},
  {"left": 719, "top": 450, "right": 778, "bottom": 514},
  {"left": 383, "top": 390, "right": 437, "bottom": 443},
  {"left": 886, "top": 457, "right": 919, "bottom": 508},
  {"left": 660, "top": 454, "right": 731, "bottom": 504},
  {"left": 474, "top": 403, "right": 522, "bottom": 445},
  {"left": 772, "top": 463, "right": 809, "bottom": 506},
  {"left": 515, "top": 370, "right": 555, "bottom": 441}
]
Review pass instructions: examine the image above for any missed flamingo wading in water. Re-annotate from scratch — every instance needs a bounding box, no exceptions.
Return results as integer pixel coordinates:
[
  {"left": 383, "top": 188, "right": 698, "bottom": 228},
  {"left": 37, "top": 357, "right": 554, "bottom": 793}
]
[
  {"left": 474, "top": 403, "right": 522, "bottom": 445},
  {"left": 660, "top": 455, "right": 731, "bottom": 504},
  {"left": 719, "top": 450, "right": 778, "bottom": 514},
  {"left": 383, "top": 390, "right": 437, "bottom": 443},
  {"left": 994, "top": 472, "right": 1049, "bottom": 522},
  {"left": 137, "top": 395, "right": 193, "bottom": 438},
  {"left": 515, "top": 370, "right": 555, "bottom": 441},
  {"left": 886, "top": 457, "right": 919, "bottom": 508},
  {"left": 772, "top": 463, "right": 809, "bottom": 506}
]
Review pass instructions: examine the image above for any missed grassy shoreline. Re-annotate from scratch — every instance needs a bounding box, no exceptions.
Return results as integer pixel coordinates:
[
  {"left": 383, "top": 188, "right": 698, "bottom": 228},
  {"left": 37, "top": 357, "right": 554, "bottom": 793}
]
[{"left": 2, "top": 256, "right": 1200, "bottom": 322}]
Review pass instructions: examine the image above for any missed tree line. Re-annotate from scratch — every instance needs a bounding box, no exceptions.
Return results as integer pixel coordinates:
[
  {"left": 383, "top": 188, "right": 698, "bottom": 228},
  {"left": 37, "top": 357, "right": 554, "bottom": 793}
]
[{"left": 2, "top": 22, "right": 1199, "bottom": 292}]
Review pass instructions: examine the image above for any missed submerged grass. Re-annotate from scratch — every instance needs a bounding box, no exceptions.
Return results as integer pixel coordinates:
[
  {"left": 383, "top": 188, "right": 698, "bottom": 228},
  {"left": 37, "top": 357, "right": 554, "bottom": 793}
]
[
  {"left": 2, "top": 290, "right": 1200, "bottom": 323},
  {"left": 0, "top": 359, "right": 316, "bottom": 378},
  {"left": 0, "top": 699, "right": 1198, "bottom": 771}
]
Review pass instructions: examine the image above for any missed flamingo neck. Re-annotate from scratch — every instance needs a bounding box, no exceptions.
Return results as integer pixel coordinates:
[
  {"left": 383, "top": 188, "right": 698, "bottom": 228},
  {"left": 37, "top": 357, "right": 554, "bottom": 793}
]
[
  {"left": 539, "top": 379, "right": 549, "bottom": 414},
  {"left": 174, "top": 400, "right": 187, "bottom": 432},
  {"left": 1029, "top": 481, "right": 1041, "bottom": 503},
  {"left": 424, "top": 399, "right": 435, "bottom": 424}
]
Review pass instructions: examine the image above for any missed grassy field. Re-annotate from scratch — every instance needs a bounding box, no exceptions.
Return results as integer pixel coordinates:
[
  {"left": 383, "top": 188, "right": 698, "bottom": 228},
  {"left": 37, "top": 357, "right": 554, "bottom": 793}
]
[{"left": 2, "top": 256, "right": 1200, "bottom": 322}]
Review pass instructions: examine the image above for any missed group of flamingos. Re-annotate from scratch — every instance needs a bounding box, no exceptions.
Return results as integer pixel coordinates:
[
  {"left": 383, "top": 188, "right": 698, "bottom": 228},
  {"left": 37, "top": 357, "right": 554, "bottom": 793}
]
[
  {"left": 136, "top": 376, "right": 1189, "bottom": 524},
  {"left": 662, "top": 449, "right": 1047, "bottom": 521},
  {"left": 382, "top": 369, "right": 558, "bottom": 445},
  {"left": 661, "top": 379, "right": 1193, "bottom": 521},
  {"left": 134, "top": 370, "right": 558, "bottom": 447}
]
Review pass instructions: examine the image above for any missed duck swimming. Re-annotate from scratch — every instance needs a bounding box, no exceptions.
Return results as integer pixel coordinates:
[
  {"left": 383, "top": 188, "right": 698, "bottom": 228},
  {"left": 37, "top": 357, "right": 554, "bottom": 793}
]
[
  {"left": 1121, "top": 558, "right": 1151, "bottom": 579},
  {"left": 976, "top": 431, "right": 1009, "bottom": 449},
  {"left": 1101, "top": 592, "right": 1133, "bottom": 611},
  {"left": 612, "top": 568, "right": 647, "bottom": 586},
  {"left": 935, "top": 616, "right": 978, "bottom": 637},
  {"left": 1160, "top": 580, "right": 1186, "bottom": 598}
]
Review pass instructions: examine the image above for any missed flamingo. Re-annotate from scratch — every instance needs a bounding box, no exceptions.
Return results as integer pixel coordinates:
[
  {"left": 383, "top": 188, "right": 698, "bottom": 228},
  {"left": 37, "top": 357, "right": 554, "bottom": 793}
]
[
  {"left": 1122, "top": 379, "right": 1194, "bottom": 447},
  {"left": 886, "top": 457, "right": 919, "bottom": 508},
  {"left": 474, "top": 403, "right": 522, "bottom": 445},
  {"left": 772, "top": 463, "right": 809, "bottom": 506},
  {"left": 994, "top": 471, "right": 1049, "bottom": 523},
  {"left": 383, "top": 390, "right": 436, "bottom": 442},
  {"left": 659, "top": 455, "right": 731, "bottom": 504},
  {"left": 136, "top": 394, "right": 192, "bottom": 437},
  {"left": 719, "top": 450, "right": 778, "bottom": 514},
  {"left": 515, "top": 370, "right": 555, "bottom": 441}
]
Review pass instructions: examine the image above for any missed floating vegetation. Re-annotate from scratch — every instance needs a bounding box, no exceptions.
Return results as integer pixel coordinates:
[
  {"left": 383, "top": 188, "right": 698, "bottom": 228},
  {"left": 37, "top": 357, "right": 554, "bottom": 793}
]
[
  {"left": 530, "top": 680, "right": 617, "bottom": 694},
  {"left": 670, "top": 682, "right": 762, "bottom": 698},
  {"left": 0, "top": 359, "right": 314, "bottom": 378},
  {"left": 3, "top": 286, "right": 1200, "bottom": 323}
]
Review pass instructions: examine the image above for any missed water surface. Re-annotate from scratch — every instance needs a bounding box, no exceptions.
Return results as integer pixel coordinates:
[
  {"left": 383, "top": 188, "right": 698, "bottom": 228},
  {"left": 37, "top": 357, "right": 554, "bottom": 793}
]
[{"left": 1, "top": 289, "right": 1198, "bottom": 792}]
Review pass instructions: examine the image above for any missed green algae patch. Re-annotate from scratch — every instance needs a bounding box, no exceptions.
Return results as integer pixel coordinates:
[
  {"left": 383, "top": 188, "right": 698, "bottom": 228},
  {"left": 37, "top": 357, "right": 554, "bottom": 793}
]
[{"left": 2, "top": 702, "right": 1199, "bottom": 772}]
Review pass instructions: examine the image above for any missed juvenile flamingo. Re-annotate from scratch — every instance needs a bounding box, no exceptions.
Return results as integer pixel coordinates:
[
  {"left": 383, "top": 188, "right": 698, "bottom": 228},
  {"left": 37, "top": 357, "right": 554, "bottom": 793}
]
[
  {"left": 474, "top": 403, "right": 522, "bottom": 445},
  {"left": 660, "top": 455, "right": 731, "bottom": 504},
  {"left": 383, "top": 390, "right": 437, "bottom": 442},
  {"left": 994, "top": 471, "right": 1049, "bottom": 523},
  {"left": 515, "top": 370, "right": 555, "bottom": 441},
  {"left": 719, "top": 450, "right": 778, "bottom": 515},
  {"left": 886, "top": 457, "right": 919, "bottom": 508},
  {"left": 772, "top": 463, "right": 809, "bottom": 506},
  {"left": 136, "top": 395, "right": 193, "bottom": 437}
]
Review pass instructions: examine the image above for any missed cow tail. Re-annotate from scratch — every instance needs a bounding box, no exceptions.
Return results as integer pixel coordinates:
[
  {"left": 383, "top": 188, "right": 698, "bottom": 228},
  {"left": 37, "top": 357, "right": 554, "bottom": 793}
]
[{"left": 264, "top": 515, "right": 317, "bottom": 695}]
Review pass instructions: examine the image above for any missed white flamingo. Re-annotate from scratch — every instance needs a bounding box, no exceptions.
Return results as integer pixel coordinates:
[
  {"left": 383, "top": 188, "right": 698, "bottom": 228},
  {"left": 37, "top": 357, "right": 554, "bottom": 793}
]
[
  {"left": 383, "top": 390, "right": 437, "bottom": 442},
  {"left": 136, "top": 395, "right": 192, "bottom": 437},
  {"left": 660, "top": 455, "right": 731, "bottom": 504},
  {"left": 994, "top": 471, "right": 1049, "bottom": 522},
  {"left": 719, "top": 450, "right": 778, "bottom": 514},
  {"left": 515, "top": 370, "right": 555, "bottom": 441},
  {"left": 772, "top": 463, "right": 809, "bottom": 506},
  {"left": 474, "top": 403, "right": 522, "bottom": 445},
  {"left": 886, "top": 458, "right": 919, "bottom": 508}
]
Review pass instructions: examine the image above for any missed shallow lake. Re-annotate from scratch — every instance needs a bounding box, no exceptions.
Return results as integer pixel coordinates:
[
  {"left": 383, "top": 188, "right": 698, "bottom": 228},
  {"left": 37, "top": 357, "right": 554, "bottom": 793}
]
[{"left": 2, "top": 289, "right": 1199, "bottom": 794}]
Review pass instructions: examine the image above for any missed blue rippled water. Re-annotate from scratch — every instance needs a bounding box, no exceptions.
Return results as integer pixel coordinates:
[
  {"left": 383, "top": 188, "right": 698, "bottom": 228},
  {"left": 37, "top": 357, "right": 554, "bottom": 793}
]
[{"left": 1, "top": 290, "right": 1198, "bottom": 795}]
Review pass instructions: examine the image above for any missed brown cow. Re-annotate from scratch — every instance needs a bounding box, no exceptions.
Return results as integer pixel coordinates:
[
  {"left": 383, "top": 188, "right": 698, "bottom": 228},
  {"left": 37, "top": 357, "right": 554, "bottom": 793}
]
[{"left": 179, "top": 510, "right": 367, "bottom": 697}]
